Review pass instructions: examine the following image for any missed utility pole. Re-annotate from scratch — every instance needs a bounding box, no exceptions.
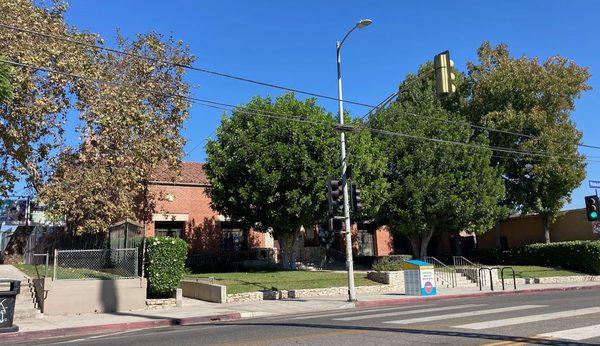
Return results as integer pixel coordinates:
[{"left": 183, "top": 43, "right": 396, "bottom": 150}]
[{"left": 336, "top": 19, "right": 372, "bottom": 302}]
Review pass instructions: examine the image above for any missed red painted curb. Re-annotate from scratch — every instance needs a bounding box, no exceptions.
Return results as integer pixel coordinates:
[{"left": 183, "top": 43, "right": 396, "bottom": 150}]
[
  {"left": 354, "top": 284, "right": 600, "bottom": 308},
  {"left": 0, "top": 312, "right": 242, "bottom": 343}
]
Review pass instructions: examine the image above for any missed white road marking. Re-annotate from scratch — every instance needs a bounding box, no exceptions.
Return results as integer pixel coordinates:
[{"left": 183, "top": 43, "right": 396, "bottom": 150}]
[
  {"left": 538, "top": 324, "right": 600, "bottom": 341},
  {"left": 455, "top": 306, "right": 600, "bottom": 330},
  {"left": 334, "top": 304, "right": 486, "bottom": 321},
  {"left": 384, "top": 305, "right": 545, "bottom": 325},
  {"left": 289, "top": 304, "right": 434, "bottom": 321}
]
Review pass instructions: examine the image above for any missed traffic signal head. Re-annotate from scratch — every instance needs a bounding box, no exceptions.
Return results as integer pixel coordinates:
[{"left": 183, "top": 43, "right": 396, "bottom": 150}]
[
  {"left": 328, "top": 180, "right": 343, "bottom": 215},
  {"left": 585, "top": 195, "right": 599, "bottom": 221},
  {"left": 434, "top": 50, "right": 456, "bottom": 98},
  {"left": 351, "top": 185, "right": 362, "bottom": 212}
]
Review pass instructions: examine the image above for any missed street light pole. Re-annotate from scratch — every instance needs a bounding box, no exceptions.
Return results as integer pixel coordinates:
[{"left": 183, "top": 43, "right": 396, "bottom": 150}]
[{"left": 336, "top": 19, "right": 372, "bottom": 302}]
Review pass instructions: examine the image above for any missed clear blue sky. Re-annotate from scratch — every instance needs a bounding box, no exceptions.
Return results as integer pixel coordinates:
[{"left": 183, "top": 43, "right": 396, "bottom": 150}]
[{"left": 60, "top": 0, "right": 599, "bottom": 210}]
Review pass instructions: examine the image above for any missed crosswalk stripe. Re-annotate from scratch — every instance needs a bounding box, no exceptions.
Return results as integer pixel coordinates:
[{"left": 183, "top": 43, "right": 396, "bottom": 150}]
[
  {"left": 384, "top": 305, "right": 545, "bottom": 325},
  {"left": 334, "top": 304, "right": 486, "bottom": 321},
  {"left": 455, "top": 306, "right": 600, "bottom": 330},
  {"left": 538, "top": 324, "right": 600, "bottom": 341},
  {"left": 289, "top": 304, "right": 434, "bottom": 320}
]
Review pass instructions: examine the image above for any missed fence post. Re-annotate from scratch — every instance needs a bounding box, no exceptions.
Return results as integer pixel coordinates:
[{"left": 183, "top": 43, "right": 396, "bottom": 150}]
[
  {"left": 53, "top": 248, "right": 58, "bottom": 281},
  {"left": 134, "top": 248, "right": 139, "bottom": 277},
  {"left": 45, "top": 252, "right": 49, "bottom": 278}
]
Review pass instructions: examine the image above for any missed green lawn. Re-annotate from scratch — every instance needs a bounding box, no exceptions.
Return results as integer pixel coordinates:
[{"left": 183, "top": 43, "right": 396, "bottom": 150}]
[
  {"left": 14, "top": 264, "right": 120, "bottom": 280},
  {"left": 185, "top": 271, "right": 379, "bottom": 294},
  {"left": 498, "top": 265, "right": 583, "bottom": 279}
]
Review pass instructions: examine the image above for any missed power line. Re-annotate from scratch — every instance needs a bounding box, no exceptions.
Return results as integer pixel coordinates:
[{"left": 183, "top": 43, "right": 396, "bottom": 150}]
[
  {"left": 5, "top": 22, "right": 599, "bottom": 153},
  {"left": 0, "top": 22, "right": 375, "bottom": 108},
  {"left": 4, "top": 57, "right": 599, "bottom": 164}
]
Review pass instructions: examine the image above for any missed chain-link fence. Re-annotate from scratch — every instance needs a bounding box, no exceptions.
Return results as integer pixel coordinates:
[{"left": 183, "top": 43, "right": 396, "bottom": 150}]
[{"left": 53, "top": 248, "right": 138, "bottom": 280}]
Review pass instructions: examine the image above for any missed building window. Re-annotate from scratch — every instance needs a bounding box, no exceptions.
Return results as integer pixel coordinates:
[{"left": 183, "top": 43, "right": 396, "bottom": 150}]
[
  {"left": 154, "top": 221, "right": 184, "bottom": 238},
  {"left": 221, "top": 221, "right": 244, "bottom": 251}
]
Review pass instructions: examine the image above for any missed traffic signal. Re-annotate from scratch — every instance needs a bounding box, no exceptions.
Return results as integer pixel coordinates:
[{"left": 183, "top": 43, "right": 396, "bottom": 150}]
[
  {"left": 327, "top": 180, "right": 343, "bottom": 215},
  {"left": 351, "top": 184, "right": 362, "bottom": 212},
  {"left": 585, "top": 195, "right": 600, "bottom": 222},
  {"left": 434, "top": 50, "right": 456, "bottom": 97}
]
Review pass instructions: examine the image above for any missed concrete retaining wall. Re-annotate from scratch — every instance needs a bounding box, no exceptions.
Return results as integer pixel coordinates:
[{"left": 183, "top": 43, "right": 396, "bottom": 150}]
[
  {"left": 34, "top": 277, "right": 147, "bottom": 315},
  {"left": 367, "top": 271, "right": 404, "bottom": 286},
  {"left": 180, "top": 279, "right": 227, "bottom": 303}
]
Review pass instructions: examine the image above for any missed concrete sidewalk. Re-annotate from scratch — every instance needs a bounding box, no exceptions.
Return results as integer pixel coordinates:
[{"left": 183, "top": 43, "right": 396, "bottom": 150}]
[{"left": 4, "top": 280, "right": 600, "bottom": 343}]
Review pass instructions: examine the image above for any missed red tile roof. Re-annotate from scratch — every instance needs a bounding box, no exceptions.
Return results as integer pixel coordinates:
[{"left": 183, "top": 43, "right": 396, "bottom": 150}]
[{"left": 151, "top": 162, "right": 209, "bottom": 185}]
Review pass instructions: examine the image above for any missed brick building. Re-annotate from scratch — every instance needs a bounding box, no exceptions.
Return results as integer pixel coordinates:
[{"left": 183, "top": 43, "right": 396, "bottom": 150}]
[{"left": 142, "top": 161, "right": 394, "bottom": 259}]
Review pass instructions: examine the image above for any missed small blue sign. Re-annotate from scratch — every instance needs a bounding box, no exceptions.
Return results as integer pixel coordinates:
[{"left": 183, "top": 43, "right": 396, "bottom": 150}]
[{"left": 590, "top": 181, "right": 600, "bottom": 189}]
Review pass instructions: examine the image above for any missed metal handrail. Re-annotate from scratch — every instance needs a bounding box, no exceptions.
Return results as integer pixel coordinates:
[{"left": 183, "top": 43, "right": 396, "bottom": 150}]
[
  {"left": 453, "top": 256, "right": 480, "bottom": 283},
  {"left": 32, "top": 253, "right": 49, "bottom": 280},
  {"left": 424, "top": 256, "right": 456, "bottom": 288}
]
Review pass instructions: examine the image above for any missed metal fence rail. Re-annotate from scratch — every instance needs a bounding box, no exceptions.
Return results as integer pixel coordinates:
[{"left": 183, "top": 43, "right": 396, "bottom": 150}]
[
  {"left": 32, "top": 253, "right": 50, "bottom": 279},
  {"left": 424, "top": 256, "right": 457, "bottom": 288},
  {"left": 53, "top": 248, "right": 138, "bottom": 280}
]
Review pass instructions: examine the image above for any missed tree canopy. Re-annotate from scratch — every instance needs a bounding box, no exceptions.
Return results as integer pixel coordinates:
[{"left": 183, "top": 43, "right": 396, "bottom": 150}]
[
  {"left": 464, "top": 42, "right": 590, "bottom": 242},
  {"left": 1, "top": 0, "right": 193, "bottom": 232},
  {"left": 370, "top": 63, "right": 506, "bottom": 258}
]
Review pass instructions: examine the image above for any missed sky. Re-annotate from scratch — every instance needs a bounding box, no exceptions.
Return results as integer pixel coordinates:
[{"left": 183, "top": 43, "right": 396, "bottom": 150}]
[{"left": 51, "top": 0, "right": 600, "bottom": 210}]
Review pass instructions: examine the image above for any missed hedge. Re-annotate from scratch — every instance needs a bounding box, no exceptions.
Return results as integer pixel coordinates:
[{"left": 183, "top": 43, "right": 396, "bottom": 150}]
[
  {"left": 145, "top": 236, "right": 187, "bottom": 297},
  {"left": 473, "top": 240, "right": 600, "bottom": 275}
]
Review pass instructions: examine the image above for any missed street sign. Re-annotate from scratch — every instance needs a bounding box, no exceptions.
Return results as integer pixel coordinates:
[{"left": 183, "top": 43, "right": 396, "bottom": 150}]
[
  {"left": 594, "top": 222, "right": 600, "bottom": 235},
  {"left": 590, "top": 180, "right": 600, "bottom": 189}
]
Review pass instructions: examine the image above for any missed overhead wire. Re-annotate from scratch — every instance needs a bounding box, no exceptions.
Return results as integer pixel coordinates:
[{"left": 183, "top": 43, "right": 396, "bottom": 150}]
[
  {"left": 2, "top": 57, "right": 599, "bottom": 165},
  {"left": 3, "top": 22, "right": 600, "bottom": 152}
]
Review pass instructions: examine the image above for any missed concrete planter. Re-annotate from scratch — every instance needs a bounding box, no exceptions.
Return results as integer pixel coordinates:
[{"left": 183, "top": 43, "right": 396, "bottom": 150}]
[
  {"left": 367, "top": 271, "right": 404, "bottom": 287},
  {"left": 181, "top": 279, "right": 227, "bottom": 303}
]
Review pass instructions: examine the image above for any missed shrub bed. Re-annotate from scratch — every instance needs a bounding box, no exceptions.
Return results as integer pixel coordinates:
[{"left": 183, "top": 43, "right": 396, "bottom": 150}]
[
  {"left": 145, "top": 236, "right": 187, "bottom": 297},
  {"left": 372, "top": 255, "right": 411, "bottom": 272},
  {"left": 473, "top": 240, "right": 600, "bottom": 275}
]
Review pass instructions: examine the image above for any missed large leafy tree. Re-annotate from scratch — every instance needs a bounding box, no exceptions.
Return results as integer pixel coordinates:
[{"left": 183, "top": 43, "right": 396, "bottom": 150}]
[
  {"left": 206, "top": 94, "right": 338, "bottom": 269},
  {"left": 370, "top": 64, "right": 506, "bottom": 258},
  {"left": 40, "top": 33, "right": 193, "bottom": 233},
  {"left": 0, "top": 0, "right": 193, "bottom": 232},
  {"left": 464, "top": 42, "right": 590, "bottom": 242},
  {"left": 0, "top": 0, "right": 96, "bottom": 196},
  {"left": 205, "top": 93, "right": 386, "bottom": 269}
]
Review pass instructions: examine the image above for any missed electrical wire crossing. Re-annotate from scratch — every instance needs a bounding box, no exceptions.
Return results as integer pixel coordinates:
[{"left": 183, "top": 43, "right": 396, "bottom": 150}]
[
  {"left": 2, "top": 58, "right": 598, "bottom": 165},
  {"left": 2, "top": 22, "right": 599, "bottom": 151}
]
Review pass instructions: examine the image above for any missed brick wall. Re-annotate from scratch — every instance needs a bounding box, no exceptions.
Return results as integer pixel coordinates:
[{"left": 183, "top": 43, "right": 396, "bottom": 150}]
[{"left": 146, "top": 184, "right": 221, "bottom": 252}]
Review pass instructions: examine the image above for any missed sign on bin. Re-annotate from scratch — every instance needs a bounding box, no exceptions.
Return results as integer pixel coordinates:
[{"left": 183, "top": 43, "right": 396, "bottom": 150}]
[{"left": 420, "top": 268, "right": 437, "bottom": 296}]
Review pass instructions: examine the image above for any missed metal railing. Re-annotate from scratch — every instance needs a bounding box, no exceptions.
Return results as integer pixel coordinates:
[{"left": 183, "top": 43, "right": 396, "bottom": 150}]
[
  {"left": 424, "top": 256, "right": 456, "bottom": 288},
  {"left": 53, "top": 248, "right": 138, "bottom": 280},
  {"left": 453, "top": 256, "right": 480, "bottom": 283},
  {"left": 32, "top": 253, "right": 50, "bottom": 279}
]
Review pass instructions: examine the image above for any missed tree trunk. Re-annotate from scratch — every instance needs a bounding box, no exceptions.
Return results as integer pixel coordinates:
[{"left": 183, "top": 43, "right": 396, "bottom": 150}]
[
  {"left": 279, "top": 228, "right": 300, "bottom": 270},
  {"left": 543, "top": 215, "right": 551, "bottom": 244},
  {"left": 408, "top": 227, "right": 435, "bottom": 259}
]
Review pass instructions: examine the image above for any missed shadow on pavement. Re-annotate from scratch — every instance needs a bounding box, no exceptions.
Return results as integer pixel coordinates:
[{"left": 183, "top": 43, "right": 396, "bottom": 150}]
[{"left": 213, "top": 321, "right": 589, "bottom": 346}]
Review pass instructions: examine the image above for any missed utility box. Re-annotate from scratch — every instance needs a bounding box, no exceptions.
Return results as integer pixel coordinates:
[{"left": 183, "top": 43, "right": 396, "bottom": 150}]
[
  {"left": 403, "top": 260, "right": 437, "bottom": 296},
  {"left": 0, "top": 280, "right": 21, "bottom": 333}
]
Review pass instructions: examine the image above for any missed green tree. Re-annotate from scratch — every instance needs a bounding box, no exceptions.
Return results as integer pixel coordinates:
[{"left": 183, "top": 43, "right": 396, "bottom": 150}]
[
  {"left": 205, "top": 94, "right": 339, "bottom": 269},
  {"left": 370, "top": 64, "right": 506, "bottom": 258},
  {"left": 464, "top": 42, "right": 590, "bottom": 243}
]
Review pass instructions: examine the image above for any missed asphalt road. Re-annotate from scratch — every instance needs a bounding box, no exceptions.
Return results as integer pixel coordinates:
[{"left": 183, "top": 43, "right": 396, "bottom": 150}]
[{"left": 23, "top": 288, "right": 600, "bottom": 345}]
